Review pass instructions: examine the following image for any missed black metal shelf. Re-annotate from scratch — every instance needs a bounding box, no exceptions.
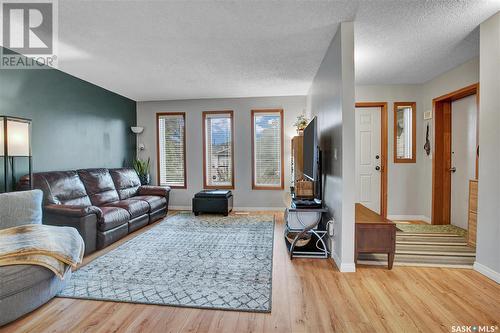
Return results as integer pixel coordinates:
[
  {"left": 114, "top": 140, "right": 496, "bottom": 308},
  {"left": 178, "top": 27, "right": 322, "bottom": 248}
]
[{"left": 284, "top": 229, "right": 328, "bottom": 258}]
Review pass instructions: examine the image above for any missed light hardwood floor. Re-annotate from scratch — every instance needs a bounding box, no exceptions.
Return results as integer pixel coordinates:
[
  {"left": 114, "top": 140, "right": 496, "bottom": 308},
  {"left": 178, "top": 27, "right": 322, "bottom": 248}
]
[{"left": 2, "top": 211, "right": 499, "bottom": 333}]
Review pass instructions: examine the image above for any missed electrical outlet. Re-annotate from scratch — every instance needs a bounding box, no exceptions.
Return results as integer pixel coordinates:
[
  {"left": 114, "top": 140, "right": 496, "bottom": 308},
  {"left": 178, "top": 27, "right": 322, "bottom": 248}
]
[{"left": 327, "top": 219, "right": 335, "bottom": 237}]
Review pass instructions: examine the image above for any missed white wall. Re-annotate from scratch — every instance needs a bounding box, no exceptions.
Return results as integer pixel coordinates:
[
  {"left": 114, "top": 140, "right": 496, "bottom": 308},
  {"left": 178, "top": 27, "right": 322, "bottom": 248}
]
[
  {"left": 136, "top": 96, "right": 306, "bottom": 209},
  {"left": 475, "top": 12, "right": 500, "bottom": 283},
  {"left": 355, "top": 57, "right": 479, "bottom": 221},
  {"left": 308, "top": 22, "right": 356, "bottom": 272}
]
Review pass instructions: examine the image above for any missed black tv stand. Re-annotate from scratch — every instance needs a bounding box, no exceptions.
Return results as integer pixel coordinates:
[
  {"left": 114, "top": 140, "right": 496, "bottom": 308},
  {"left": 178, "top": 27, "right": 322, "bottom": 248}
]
[
  {"left": 291, "top": 197, "right": 322, "bottom": 209},
  {"left": 285, "top": 200, "right": 328, "bottom": 259}
]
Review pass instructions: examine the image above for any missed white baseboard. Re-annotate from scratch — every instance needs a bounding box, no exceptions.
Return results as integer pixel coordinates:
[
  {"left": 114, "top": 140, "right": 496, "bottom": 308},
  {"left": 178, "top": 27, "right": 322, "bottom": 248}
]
[
  {"left": 332, "top": 250, "right": 341, "bottom": 269},
  {"left": 331, "top": 251, "right": 356, "bottom": 272},
  {"left": 233, "top": 206, "right": 285, "bottom": 211},
  {"left": 169, "top": 206, "right": 285, "bottom": 212},
  {"left": 473, "top": 262, "right": 500, "bottom": 283},
  {"left": 169, "top": 205, "right": 191, "bottom": 210},
  {"left": 388, "top": 215, "right": 431, "bottom": 223},
  {"left": 340, "top": 262, "right": 356, "bottom": 272}
]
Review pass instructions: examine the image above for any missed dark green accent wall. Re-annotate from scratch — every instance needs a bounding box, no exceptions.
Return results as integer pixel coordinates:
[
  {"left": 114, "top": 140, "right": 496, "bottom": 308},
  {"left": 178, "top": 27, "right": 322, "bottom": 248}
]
[{"left": 0, "top": 47, "right": 136, "bottom": 184}]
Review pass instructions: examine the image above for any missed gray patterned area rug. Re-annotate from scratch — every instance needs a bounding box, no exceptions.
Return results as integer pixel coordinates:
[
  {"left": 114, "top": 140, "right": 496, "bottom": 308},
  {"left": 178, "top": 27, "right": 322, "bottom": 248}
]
[{"left": 59, "top": 212, "right": 275, "bottom": 312}]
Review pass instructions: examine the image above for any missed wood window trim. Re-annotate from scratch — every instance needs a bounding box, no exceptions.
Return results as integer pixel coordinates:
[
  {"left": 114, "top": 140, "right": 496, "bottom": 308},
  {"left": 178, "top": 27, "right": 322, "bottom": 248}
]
[
  {"left": 156, "top": 112, "right": 187, "bottom": 189},
  {"left": 393, "top": 102, "right": 417, "bottom": 164},
  {"left": 355, "top": 102, "right": 388, "bottom": 219},
  {"left": 251, "top": 109, "right": 285, "bottom": 190},
  {"left": 202, "top": 110, "right": 235, "bottom": 190},
  {"left": 431, "top": 83, "right": 479, "bottom": 225}
]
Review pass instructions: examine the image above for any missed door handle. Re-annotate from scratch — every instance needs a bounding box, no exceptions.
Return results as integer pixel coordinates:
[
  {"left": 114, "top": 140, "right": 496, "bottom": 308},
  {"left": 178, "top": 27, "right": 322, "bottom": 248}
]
[
  {"left": 449, "top": 167, "right": 456, "bottom": 173},
  {"left": 375, "top": 166, "right": 381, "bottom": 171}
]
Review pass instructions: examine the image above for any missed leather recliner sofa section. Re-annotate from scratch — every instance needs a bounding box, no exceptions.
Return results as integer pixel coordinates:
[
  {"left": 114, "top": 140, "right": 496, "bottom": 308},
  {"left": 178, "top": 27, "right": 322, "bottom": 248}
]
[{"left": 32, "top": 168, "right": 170, "bottom": 255}]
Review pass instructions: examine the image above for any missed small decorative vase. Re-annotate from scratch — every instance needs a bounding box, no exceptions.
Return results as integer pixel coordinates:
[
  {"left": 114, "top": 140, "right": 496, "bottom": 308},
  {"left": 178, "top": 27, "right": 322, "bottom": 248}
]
[
  {"left": 297, "top": 129, "right": 304, "bottom": 136},
  {"left": 139, "top": 174, "right": 150, "bottom": 185}
]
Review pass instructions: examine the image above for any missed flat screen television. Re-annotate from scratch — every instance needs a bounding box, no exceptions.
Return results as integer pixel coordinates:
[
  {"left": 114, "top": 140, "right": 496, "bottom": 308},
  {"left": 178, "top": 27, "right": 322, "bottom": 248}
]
[{"left": 303, "top": 117, "right": 318, "bottom": 181}]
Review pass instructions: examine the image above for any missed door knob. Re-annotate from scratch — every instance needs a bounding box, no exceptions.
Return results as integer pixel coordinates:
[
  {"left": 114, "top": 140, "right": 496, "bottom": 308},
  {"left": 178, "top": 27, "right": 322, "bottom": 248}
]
[
  {"left": 449, "top": 167, "right": 456, "bottom": 173},
  {"left": 375, "top": 155, "right": 380, "bottom": 159},
  {"left": 375, "top": 166, "right": 381, "bottom": 171}
]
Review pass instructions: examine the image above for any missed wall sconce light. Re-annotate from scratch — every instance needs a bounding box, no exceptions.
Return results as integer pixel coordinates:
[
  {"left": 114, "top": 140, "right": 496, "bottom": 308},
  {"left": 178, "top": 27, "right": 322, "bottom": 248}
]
[
  {"left": 131, "top": 126, "right": 144, "bottom": 134},
  {"left": 130, "top": 126, "right": 145, "bottom": 151},
  {"left": 0, "top": 116, "right": 32, "bottom": 193}
]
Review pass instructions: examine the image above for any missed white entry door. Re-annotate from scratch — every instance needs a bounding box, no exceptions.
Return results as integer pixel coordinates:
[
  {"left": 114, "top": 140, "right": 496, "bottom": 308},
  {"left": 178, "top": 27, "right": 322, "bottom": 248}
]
[
  {"left": 355, "top": 107, "right": 382, "bottom": 214},
  {"left": 451, "top": 95, "right": 477, "bottom": 229}
]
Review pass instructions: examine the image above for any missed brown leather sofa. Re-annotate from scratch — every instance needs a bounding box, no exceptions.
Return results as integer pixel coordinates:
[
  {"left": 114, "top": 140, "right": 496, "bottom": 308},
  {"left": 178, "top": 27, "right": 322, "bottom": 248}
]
[{"left": 31, "top": 168, "right": 170, "bottom": 255}]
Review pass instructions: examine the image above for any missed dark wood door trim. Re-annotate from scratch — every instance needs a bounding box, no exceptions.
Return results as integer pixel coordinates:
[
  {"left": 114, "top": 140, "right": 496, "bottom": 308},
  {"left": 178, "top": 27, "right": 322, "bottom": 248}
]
[
  {"left": 431, "top": 83, "right": 479, "bottom": 225},
  {"left": 355, "top": 102, "right": 388, "bottom": 219}
]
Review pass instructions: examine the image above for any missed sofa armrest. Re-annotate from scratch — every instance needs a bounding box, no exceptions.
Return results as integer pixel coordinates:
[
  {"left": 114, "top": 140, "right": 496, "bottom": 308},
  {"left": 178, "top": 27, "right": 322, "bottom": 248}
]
[
  {"left": 44, "top": 204, "right": 102, "bottom": 220},
  {"left": 138, "top": 185, "right": 171, "bottom": 198},
  {"left": 43, "top": 205, "right": 99, "bottom": 255}
]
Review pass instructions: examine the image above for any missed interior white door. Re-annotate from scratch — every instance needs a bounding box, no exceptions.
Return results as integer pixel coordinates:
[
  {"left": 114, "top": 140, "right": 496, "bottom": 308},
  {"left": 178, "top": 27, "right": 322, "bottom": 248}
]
[
  {"left": 355, "top": 107, "right": 382, "bottom": 214},
  {"left": 451, "top": 95, "right": 477, "bottom": 230}
]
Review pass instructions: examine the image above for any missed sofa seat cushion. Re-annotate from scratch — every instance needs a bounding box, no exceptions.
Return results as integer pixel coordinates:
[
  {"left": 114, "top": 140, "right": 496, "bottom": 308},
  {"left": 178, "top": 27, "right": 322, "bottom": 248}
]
[
  {"left": 98, "top": 206, "right": 130, "bottom": 232},
  {"left": 130, "top": 195, "right": 166, "bottom": 212},
  {"left": 104, "top": 199, "right": 149, "bottom": 219},
  {"left": 0, "top": 265, "right": 54, "bottom": 299}
]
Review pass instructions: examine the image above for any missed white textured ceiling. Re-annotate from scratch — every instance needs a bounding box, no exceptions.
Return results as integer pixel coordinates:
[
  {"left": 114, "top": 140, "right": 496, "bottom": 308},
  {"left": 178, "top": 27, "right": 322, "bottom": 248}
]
[{"left": 51, "top": 1, "right": 499, "bottom": 101}]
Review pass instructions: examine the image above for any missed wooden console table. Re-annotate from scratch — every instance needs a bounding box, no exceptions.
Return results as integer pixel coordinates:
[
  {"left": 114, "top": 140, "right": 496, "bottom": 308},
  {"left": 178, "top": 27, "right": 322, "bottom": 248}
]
[{"left": 355, "top": 203, "right": 396, "bottom": 269}]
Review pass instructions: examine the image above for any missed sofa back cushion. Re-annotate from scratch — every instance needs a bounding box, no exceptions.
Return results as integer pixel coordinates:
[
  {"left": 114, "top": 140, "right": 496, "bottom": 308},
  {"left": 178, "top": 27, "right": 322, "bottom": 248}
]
[
  {"left": 77, "top": 168, "right": 119, "bottom": 206},
  {"left": 109, "top": 168, "right": 141, "bottom": 200},
  {"left": 34, "top": 171, "right": 91, "bottom": 206},
  {"left": 0, "top": 190, "right": 43, "bottom": 230}
]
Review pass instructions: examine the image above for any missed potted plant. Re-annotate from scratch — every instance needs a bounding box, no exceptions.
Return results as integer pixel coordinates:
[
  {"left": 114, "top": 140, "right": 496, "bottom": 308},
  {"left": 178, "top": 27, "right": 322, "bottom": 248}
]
[
  {"left": 133, "top": 158, "right": 151, "bottom": 185},
  {"left": 293, "top": 114, "right": 309, "bottom": 135}
]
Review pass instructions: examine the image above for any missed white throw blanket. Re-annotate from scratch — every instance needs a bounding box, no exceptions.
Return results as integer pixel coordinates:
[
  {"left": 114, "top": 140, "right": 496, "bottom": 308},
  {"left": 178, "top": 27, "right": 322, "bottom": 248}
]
[{"left": 0, "top": 224, "right": 85, "bottom": 278}]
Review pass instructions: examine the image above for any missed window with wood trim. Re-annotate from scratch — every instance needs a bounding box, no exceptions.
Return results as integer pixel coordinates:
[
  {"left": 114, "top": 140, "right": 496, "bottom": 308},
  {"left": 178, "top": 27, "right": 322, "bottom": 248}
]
[
  {"left": 251, "top": 109, "right": 284, "bottom": 190},
  {"left": 203, "top": 111, "right": 234, "bottom": 189},
  {"left": 394, "top": 102, "right": 416, "bottom": 163},
  {"left": 157, "top": 113, "right": 186, "bottom": 188}
]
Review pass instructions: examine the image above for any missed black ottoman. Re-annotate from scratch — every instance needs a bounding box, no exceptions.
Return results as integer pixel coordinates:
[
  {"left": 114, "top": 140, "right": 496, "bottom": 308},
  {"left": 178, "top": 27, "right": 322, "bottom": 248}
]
[{"left": 192, "top": 190, "right": 233, "bottom": 216}]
